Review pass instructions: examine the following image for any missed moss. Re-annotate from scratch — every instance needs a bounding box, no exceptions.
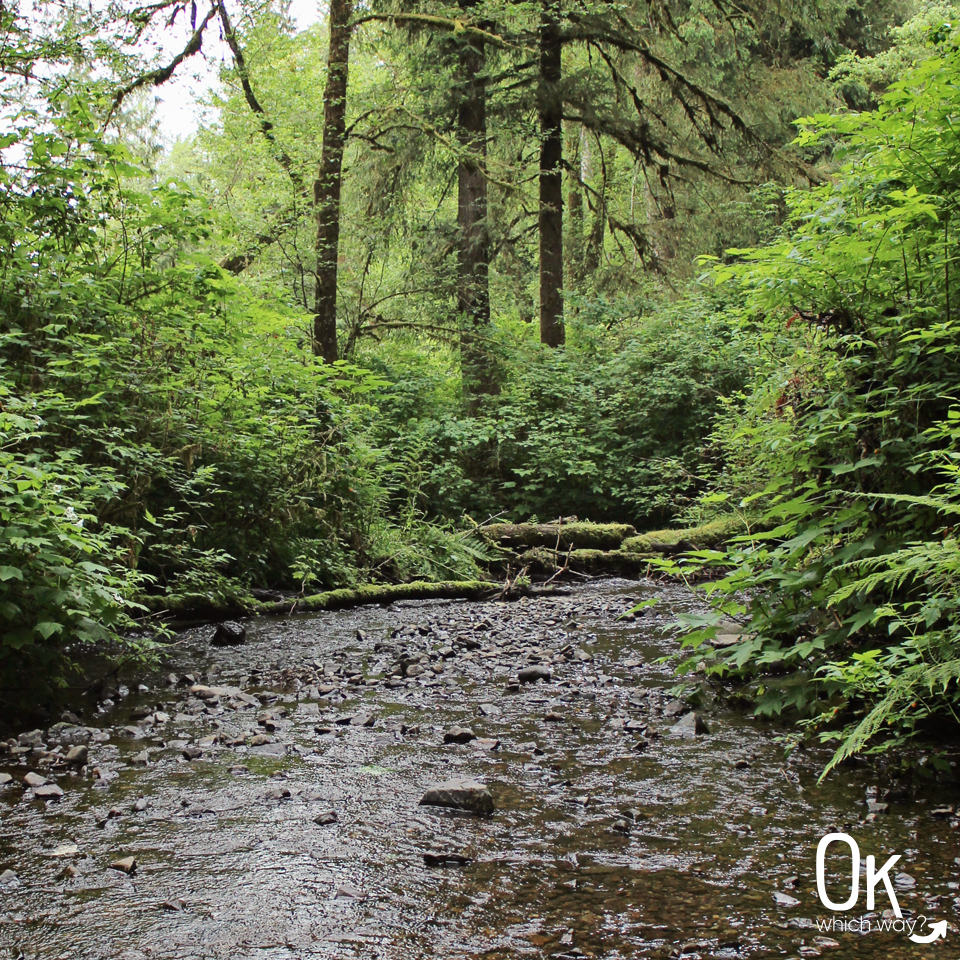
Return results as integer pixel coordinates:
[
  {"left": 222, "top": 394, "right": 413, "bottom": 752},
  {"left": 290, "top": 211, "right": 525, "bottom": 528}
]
[
  {"left": 482, "top": 521, "right": 637, "bottom": 551},
  {"left": 620, "top": 516, "right": 752, "bottom": 555}
]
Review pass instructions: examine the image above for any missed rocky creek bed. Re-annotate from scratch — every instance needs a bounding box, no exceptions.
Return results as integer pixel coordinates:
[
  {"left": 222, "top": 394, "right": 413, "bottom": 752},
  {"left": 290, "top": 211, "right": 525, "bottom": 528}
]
[{"left": 0, "top": 579, "right": 958, "bottom": 960}]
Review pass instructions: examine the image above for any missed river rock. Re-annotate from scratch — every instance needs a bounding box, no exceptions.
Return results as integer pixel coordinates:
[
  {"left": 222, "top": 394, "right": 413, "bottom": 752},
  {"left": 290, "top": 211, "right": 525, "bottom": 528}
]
[
  {"left": 65, "top": 745, "right": 88, "bottom": 766},
  {"left": 23, "top": 772, "right": 48, "bottom": 788},
  {"left": 109, "top": 856, "right": 136, "bottom": 874},
  {"left": 36, "top": 784, "right": 64, "bottom": 801},
  {"left": 518, "top": 665, "right": 551, "bottom": 684},
  {"left": 182, "top": 745, "right": 203, "bottom": 761},
  {"left": 420, "top": 778, "right": 494, "bottom": 816},
  {"left": 211, "top": 621, "right": 246, "bottom": 647},
  {"left": 423, "top": 849, "right": 472, "bottom": 866},
  {"left": 18, "top": 729, "right": 45, "bottom": 749},
  {"left": 443, "top": 726, "right": 477, "bottom": 745},
  {"left": 0, "top": 869, "right": 18, "bottom": 887},
  {"left": 669, "top": 712, "right": 710, "bottom": 737},
  {"left": 313, "top": 810, "right": 338, "bottom": 826},
  {"left": 773, "top": 891, "right": 800, "bottom": 907}
]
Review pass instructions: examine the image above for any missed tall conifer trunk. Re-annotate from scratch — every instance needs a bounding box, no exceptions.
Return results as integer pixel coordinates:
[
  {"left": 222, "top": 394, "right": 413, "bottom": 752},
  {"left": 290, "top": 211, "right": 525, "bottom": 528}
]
[
  {"left": 539, "top": 0, "right": 564, "bottom": 347},
  {"left": 313, "top": 0, "right": 352, "bottom": 363},
  {"left": 457, "top": 30, "right": 497, "bottom": 412}
]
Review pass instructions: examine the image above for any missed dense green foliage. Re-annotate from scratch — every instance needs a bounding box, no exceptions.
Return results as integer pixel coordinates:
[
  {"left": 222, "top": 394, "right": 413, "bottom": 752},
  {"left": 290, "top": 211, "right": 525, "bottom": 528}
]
[{"left": 658, "top": 23, "right": 960, "bottom": 768}]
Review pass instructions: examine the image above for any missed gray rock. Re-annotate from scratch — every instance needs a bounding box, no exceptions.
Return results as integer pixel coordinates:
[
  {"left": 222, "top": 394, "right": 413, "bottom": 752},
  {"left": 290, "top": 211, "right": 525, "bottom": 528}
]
[
  {"left": 0, "top": 774, "right": 11, "bottom": 786},
  {"left": 313, "top": 810, "right": 338, "bottom": 826},
  {"left": 18, "top": 729, "right": 44, "bottom": 749},
  {"left": 518, "top": 665, "right": 551, "bottom": 684},
  {"left": 669, "top": 712, "right": 710, "bottom": 737},
  {"left": 36, "top": 784, "right": 64, "bottom": 801},
  {"left": 182, "top": 745, "right": 203, "bottom": 761},
  {"left": 866, "top": 800, "right": 889, "bottom": 814},
  {"left": 65, "top": 745, "right": 88, "bottom": 766},
  {"left": 0, "top": 869, "right": 18, "bottom": 887},
  {"left": 420, "top": 778, "right": 494, "bottom": 816},
  {"left": 211, "top": 621, "right": 246, "bottom": 647},
  {"left": 248, "top": 742, "right": 287, "bottom": 758},
  {"left": 443, "top": 726, "right": 477, "bottom": 745},
  {"left": 23, "top": 772, "right": 48, "bottom": 788},
  {"left": 109, "top": 856, "right": 136, "bottom": 874}
]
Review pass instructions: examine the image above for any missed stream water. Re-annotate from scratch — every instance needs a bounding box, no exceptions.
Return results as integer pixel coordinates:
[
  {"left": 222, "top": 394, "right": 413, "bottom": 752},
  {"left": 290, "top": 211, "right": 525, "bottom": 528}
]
[{"left": 0, "top": 579, "right": 957, "bottom": 960}]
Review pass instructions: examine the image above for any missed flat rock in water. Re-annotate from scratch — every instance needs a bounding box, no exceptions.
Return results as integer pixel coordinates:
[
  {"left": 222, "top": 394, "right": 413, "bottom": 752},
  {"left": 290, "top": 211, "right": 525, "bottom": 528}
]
[
  {"left": 773, "top": 892, "right": 800, "bottom": 907},
  {"left": 23, "top": 772, "right": 48, "bottom": 788},
  {"left": 109, "top": 857, "right": 136, "bottom": 874},
  {"left": 35, "top": 784, "right": 64, "bottom": 801},
  {"left": 518, "top": 665, "right": 551, "bottom": 684},
  {"left": 211, "top": 621, "right": 246, "bottom": 647},
  {"left": 669, "top": 712, "right": 710, "bottom": 737},
  {"left": 249, "top": 742, "right": 287, "bottom": 758},
  {"left": 420, "top": 778, "right": 494, "bottom": 816},
  {"left": 423, "top": 849, "right": 472, "bottom": 867}
]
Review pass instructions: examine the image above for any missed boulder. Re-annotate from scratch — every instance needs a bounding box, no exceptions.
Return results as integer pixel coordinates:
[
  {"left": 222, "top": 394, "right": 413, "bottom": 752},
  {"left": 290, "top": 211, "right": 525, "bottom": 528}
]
[
  {"left": 211, "top": 621, "right": 246, "bottom": 647},
  {"left": 669, "top": 712, "right": 710, "bottom": 737},
  {"left": 420, "top": 778, "right": 494, "bottom": 816}
]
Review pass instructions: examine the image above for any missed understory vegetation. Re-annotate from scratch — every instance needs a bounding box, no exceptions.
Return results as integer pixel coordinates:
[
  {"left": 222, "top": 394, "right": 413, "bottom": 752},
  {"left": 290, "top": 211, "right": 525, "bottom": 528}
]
[{"left": 3, "top": 0, "right": 960, "bottom": 771}]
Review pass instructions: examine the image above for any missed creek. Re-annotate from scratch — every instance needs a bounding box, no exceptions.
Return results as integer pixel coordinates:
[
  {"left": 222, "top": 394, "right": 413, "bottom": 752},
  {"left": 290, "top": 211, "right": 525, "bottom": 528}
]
[{"left": 1, "top": 579, "right": 957, "bottom": 959}]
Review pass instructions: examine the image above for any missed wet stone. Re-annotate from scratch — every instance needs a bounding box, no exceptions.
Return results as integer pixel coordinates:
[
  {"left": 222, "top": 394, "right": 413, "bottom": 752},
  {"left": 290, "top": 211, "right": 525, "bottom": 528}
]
[
  {"left": 23, "top": 772, "right": 48, "bottom": 788},
  {"left": 669, "top": 712, "right": 710, "bottom": 737},
  {"left": 65, "top": 745, "right": 88, "bottom": 766},
  {"left": 211, "top": 621, "right": 247, "bottom": 647},
  {"left": 0, "top": 870, "right": 18, "bottom": 887},
  {"left": 109, "top": 856, "right": 137, "bottom": 874},
  {"left": 443, "top": 726, "right": 477, "bottom": 745},
  {"left": 518, "top": 666, "right": 552, "bottom": 684},
  {"left": 36, "top": 783, "right": 64, "bottom": 801},
  {"left": 420, "top": 778, "right": 494, "bottom": 816}
]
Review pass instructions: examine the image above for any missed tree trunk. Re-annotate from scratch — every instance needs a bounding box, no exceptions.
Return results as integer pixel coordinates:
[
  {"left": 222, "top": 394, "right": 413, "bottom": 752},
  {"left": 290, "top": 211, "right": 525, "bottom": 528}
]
[
  {"left": 538, "top": 0, "right": 564, "bottom": 347},
  {"left": 313, "top": 0, "right": 352, "bottom": 364},
  {"left": 457, "top": 32, "right": 497, "bottom": 412}
]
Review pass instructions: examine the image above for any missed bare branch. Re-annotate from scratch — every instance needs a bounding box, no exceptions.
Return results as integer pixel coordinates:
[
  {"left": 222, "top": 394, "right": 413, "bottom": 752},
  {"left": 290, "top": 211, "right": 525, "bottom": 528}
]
[{"left": 107, "top": 4, "right": 216, "bottom": 121}]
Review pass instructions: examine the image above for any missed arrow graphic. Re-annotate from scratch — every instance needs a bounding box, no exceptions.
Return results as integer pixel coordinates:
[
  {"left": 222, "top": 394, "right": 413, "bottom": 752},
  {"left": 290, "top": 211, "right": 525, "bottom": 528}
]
[{"left": 910, "top": 919, "right": 948, "bottom": 944}]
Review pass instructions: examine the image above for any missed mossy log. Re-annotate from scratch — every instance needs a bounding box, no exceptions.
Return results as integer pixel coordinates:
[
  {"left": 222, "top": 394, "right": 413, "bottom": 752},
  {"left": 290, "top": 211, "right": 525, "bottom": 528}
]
[
  {"left": 481, "top": 521, "right": 636, "bottom": 551},
  {"left": 251, "top": 580, "right": 502, "bottom": 615},
  {"left": 621, "top": 517, "right": 750, "bottom": 555}
]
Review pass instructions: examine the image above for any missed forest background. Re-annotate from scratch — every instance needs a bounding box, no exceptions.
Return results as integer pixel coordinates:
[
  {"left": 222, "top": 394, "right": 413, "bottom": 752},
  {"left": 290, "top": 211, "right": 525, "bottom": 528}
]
[{"left": 4, "top": 0, "right": 960, "bottom": 774}]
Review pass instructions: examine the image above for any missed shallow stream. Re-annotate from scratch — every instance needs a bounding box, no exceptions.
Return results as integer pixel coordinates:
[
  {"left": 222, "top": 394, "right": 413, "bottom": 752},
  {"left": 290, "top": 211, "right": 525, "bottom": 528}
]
[{"left": 1, "top": 580, "right": 957, "bottom": 959}]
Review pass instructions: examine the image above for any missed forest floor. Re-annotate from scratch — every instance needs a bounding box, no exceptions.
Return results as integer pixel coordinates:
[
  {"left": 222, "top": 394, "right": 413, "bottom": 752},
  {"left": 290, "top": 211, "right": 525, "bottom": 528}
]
[{"left": 0, "top": 579, "right": 956, "bottom": 959}]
